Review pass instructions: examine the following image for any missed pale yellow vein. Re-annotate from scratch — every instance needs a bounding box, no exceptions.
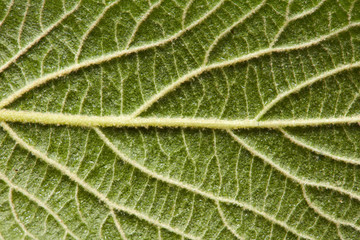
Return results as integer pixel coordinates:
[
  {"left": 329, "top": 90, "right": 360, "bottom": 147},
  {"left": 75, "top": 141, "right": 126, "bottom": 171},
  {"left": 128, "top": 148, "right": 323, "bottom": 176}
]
[
  {"left": 0, "top": 109, "right": 360, "bottom": 129},
  {"left": 0, "top": 122, "right": 200, "bottom": 240}
]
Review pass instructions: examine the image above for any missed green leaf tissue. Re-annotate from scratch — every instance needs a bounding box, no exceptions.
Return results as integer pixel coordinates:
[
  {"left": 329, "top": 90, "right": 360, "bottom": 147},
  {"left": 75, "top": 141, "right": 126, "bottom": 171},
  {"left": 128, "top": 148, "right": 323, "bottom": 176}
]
[{"left": 0, "top": 0, "right": 360, "bottom": 239}]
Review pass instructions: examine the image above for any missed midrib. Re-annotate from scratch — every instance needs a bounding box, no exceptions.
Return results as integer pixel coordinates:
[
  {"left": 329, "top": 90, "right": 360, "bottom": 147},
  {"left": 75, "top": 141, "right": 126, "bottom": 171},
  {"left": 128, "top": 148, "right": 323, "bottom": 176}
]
[{"left": 1, "top": 109, "right": 359, "bottom": 129}]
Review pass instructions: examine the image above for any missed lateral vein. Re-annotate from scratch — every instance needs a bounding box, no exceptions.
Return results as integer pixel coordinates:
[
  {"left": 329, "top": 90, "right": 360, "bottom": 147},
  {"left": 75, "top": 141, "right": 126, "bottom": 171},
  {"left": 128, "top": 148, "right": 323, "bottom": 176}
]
[
  {"left": 94, "top": 127, "right": 314, "bottom": 240},
  {"left": 227, "top": 129, "right": 360, "bottom": 202},
  {"left": 0, "top": 122, "right": 200, "bottom": 240},
  {"left": 0, "top": 173, "right": 81, "bottom": 240},
  {"left": 1, "top": 21, "right": 359, "bottom": 111}
]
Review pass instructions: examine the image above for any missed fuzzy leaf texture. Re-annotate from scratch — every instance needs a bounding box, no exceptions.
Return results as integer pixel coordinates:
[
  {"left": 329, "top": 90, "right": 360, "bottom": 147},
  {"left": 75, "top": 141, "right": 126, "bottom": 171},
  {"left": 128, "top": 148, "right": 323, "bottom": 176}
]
[{"left": 0, "top": 0, "right": 360, "bottom": 239}]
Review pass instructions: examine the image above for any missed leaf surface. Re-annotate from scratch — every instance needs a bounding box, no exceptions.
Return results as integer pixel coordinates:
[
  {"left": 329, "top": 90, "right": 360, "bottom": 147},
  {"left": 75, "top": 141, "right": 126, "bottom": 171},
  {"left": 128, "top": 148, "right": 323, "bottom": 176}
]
[{"left": 1, "top": 0, "right": 360, "bottom": 239}]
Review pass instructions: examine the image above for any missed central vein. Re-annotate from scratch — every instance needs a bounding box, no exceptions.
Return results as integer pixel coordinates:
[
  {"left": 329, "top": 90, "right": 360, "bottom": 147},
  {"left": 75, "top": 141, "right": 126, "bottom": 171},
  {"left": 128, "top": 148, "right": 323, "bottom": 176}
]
[{"left": 1, "top": 109, "right": 359, "bottom": 129}]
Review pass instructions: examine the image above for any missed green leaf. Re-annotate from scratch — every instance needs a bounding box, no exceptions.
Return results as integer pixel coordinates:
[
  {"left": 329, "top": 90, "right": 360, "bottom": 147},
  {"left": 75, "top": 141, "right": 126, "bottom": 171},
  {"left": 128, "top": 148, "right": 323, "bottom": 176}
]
[{"left": 0, "top": 0, "right": 360, "bottom": 239}]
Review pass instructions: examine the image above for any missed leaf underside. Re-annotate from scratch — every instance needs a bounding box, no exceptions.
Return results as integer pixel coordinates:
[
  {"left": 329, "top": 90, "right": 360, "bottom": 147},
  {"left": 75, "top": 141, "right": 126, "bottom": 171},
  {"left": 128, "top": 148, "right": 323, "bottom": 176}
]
[{"left": 1, "top": 0, "right": 360, "bottom": 239}]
